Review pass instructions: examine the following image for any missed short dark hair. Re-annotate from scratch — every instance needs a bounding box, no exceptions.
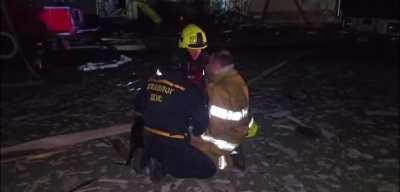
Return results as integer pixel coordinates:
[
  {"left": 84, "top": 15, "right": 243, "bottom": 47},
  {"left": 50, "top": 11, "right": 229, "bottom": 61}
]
[{"left": 211, "top": 50, "right": 234, "bottom": 67}]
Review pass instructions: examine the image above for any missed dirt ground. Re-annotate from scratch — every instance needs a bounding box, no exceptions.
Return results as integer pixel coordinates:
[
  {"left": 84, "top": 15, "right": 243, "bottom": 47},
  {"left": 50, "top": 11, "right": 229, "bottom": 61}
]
[{"left": 1, "top": 42, "right": 398, "bottom": 192}]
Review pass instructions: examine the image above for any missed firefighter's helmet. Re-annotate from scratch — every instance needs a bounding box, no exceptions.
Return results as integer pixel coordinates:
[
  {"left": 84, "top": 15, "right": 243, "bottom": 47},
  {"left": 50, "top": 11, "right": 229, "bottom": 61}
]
[{"left": 179, "top": 24, "right": 207, "bottom": 49}]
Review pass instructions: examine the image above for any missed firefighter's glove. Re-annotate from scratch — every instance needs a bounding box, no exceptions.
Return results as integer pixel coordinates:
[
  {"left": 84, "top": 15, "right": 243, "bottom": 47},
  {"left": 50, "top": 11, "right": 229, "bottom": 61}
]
[{"left": 246, "top": 117, "right": 259, "bottom": 138}]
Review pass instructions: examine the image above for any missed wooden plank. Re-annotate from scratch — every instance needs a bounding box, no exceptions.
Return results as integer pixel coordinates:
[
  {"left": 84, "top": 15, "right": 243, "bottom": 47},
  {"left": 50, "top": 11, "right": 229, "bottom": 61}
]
[
  {"left": 1, "top": 123, "right": 131, "bottom": 155},
  {"left": 98, "top": 178, "right": 129, "bottom": 184},
  {"left": 1, "top": 148, "right": 67, "bottom": 163}
]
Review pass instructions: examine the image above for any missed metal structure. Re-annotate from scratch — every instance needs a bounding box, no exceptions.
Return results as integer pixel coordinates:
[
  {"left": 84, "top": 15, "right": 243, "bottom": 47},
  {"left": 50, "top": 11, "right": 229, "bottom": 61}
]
[
  {"left": 96, "top": 0, "right": 138, "bottom": 18},
  {"left": 0, "top": 0, "right": 41, "bottom": 80}
]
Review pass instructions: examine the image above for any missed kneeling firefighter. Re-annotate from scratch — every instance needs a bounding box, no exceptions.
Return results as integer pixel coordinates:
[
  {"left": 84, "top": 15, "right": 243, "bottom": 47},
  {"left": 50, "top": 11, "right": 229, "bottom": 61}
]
[
  {"left": 131, "top": 62, "right": 216, "bottom": 183},
  {"left": 191, "top": 50, "right": 259, "bottom": 171}
]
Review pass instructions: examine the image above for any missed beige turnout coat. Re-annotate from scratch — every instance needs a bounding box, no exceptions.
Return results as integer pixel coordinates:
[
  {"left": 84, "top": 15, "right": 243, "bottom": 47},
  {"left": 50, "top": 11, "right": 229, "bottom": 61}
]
[{"left": 191, "top": 67, "right": 250, "bottom": 170}]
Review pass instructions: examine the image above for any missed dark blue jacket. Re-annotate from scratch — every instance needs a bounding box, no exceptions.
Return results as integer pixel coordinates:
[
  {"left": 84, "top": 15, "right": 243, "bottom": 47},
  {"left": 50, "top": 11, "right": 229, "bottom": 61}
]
[
  {"left": 135, "top": 71, "right": 216, "bottom": 178},
  {"left": 135, "top": 71, "right": 208, "bottom": 136}
]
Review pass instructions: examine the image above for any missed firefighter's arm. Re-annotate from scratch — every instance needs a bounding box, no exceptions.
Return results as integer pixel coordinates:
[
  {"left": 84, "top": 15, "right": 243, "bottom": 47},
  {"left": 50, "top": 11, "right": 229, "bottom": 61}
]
[{"left": 188, "top": 86, "right": 209, "bottom": 136}]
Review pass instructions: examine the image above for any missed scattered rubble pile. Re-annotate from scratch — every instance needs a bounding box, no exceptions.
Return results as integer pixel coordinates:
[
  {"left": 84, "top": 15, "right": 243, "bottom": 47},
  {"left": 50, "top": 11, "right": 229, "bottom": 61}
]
[{"left": 1, "top": 50, "right": 398, "bottom": 192}]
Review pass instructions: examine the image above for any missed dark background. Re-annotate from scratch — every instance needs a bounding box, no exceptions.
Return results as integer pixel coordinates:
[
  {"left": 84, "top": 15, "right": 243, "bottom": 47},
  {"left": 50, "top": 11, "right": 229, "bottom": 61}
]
[{"left": 342, "top": 0, "right": 400, "bottom": 19}]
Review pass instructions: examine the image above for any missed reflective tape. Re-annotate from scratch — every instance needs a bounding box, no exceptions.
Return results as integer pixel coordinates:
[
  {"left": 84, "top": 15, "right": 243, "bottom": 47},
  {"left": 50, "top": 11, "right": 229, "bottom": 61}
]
[
  {"left": 218, "top": 155, "right": 227, "bottom": 170},
  {"left": 248, "top": 117, "right": 254, "bottom": 128},
  {"left": 200, "top": 134, "right": 237, "bottom": 151},
  {"left": 156, "top": 68, "right": 163, "bottom": 76},
  {"left": 149, "top": 79, "right": 186, "bottom": 91},
  {"left": 209, "top": 105, "right": 248, "bottom": 121}
]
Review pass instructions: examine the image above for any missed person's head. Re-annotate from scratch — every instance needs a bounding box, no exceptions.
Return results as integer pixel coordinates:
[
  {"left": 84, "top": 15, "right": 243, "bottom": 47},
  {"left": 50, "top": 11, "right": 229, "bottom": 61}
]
[
  {"left": 206, "top": 50, "right": 234, "bottom": 78},
  {"left": 179, "top": 24, "right": 207, "bottom": 59}
]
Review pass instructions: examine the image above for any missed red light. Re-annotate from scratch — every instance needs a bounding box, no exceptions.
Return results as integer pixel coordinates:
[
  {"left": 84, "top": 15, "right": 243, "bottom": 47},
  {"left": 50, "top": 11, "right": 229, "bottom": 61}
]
[{"left": 39, "top": 7, "right": 75, "bottom": 34}]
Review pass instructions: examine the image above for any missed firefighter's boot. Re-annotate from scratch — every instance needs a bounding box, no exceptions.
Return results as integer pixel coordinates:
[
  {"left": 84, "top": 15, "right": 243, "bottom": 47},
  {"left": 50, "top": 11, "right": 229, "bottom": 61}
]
[
  {"left": 149, "top": 158, "right": 165, "bottom": 184},
  {"left": 231, "top": 146, "right": 246, "bottom": 171},
  {"left": 130, "top": 148, "right": 149, "bottom": 174}
]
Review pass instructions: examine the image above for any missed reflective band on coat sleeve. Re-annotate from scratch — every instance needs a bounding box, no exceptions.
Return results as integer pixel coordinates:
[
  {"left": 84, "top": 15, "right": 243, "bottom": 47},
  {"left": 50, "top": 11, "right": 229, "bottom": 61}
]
[
  {"left": 209, "top": 105, "right": 248, "bottom": 121},
  {"left": 248, "top": 117, "right": 254, "bottom": 128},
  {"left": 218, "top": 155, "right": 227, "bottom": 170},
  {"left": 200, "top": 134, "right": 237, "bottom": 151}
]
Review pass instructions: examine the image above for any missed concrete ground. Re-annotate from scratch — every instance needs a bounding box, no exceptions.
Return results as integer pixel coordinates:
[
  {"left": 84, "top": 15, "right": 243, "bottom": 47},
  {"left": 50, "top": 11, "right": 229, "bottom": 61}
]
[{"left": 1, "top": 42, "right": 398, "bottom": 192}]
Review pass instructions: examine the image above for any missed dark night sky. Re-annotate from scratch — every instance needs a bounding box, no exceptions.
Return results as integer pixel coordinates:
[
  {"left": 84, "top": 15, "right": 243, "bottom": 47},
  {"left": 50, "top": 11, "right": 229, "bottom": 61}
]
[{"left": 342, "top": 0, "right": 400, "bottom": 19}]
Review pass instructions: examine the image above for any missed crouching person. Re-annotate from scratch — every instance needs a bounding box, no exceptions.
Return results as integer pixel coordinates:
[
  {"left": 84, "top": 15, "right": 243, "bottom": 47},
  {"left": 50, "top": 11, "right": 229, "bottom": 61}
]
[
  {"left": 191, "top": 50, "right": 254, "bottom": 171},
  {"left": 134, "top": 63, "right": 216, "bottom": 183}
]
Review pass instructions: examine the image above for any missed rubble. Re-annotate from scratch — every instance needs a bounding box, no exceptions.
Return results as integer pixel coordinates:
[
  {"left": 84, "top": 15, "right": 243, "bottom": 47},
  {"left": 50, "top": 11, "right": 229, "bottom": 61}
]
[
  {"left": 268, "top": 110, "right": 292, "bottom": 119},
  {"left": 365, "top": 110, "right": 399, "bottom": 117},
  {"left": 347, "top": 165, "right": 363, "bottom": 171},
  {"left": 347, "top": 148, "right": 364, "bottom": 159},
  {"left": 346, "top": 148, "right": 374, "bottom": 160},
  {"left": 320, "top": 128, "right": 335, "bottom": 140},
  {"left": 272, "top": 124, "right": 296, "bottom": 131},
  {"left": 78, "top": 55, "right": 132, "bottom": 72},
  {"left": 377, "top": 182, "right": 399, "bottom": 192},
  {"left": 268, "top": 142, "right": 298, "bottom": 159},
  {"left": 1, "top": 48, "right": 398, "bottom": 191},
  {"left": 282, "top": 174, "right": 306, "bottom": 192}
]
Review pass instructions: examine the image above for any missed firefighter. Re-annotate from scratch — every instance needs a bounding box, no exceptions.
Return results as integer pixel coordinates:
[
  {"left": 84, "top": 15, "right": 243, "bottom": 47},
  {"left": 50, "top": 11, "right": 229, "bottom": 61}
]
[
  {"left": 126, "top": 24, "right": 210, "bottom": 179},
  {"left": 171, "top": 23, "right": 209, "bottom": 90},
  {"left": 134, "top": 63, "right": 216, "bottom": 183},
  {"left": 191, "top": 50, "right": 258, "bottom": 171}
]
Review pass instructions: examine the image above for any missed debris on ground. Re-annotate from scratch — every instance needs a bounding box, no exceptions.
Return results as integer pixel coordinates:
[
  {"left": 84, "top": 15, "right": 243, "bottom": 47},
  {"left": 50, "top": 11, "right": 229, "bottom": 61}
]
[
  {"left": 0, "top": 124, "right": 131, "bottom": 157},
  {"left": 78, "top": 55, "right": 132, "bottom": 72},
  {"left": 1, "top": 47, "right": 398, "bottom": 191},
  {"left": 101, "top": 37, "right": 147, "bottom": 51},
  {"left": 365, "top": 110, "right": 399, "bottom": 117}
]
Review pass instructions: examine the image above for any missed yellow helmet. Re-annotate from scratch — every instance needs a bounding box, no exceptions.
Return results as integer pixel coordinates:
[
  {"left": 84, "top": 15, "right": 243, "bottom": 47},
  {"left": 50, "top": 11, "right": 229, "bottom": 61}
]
[{"left": 179, "top": 24, "right": 207, "bottom": 49}]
